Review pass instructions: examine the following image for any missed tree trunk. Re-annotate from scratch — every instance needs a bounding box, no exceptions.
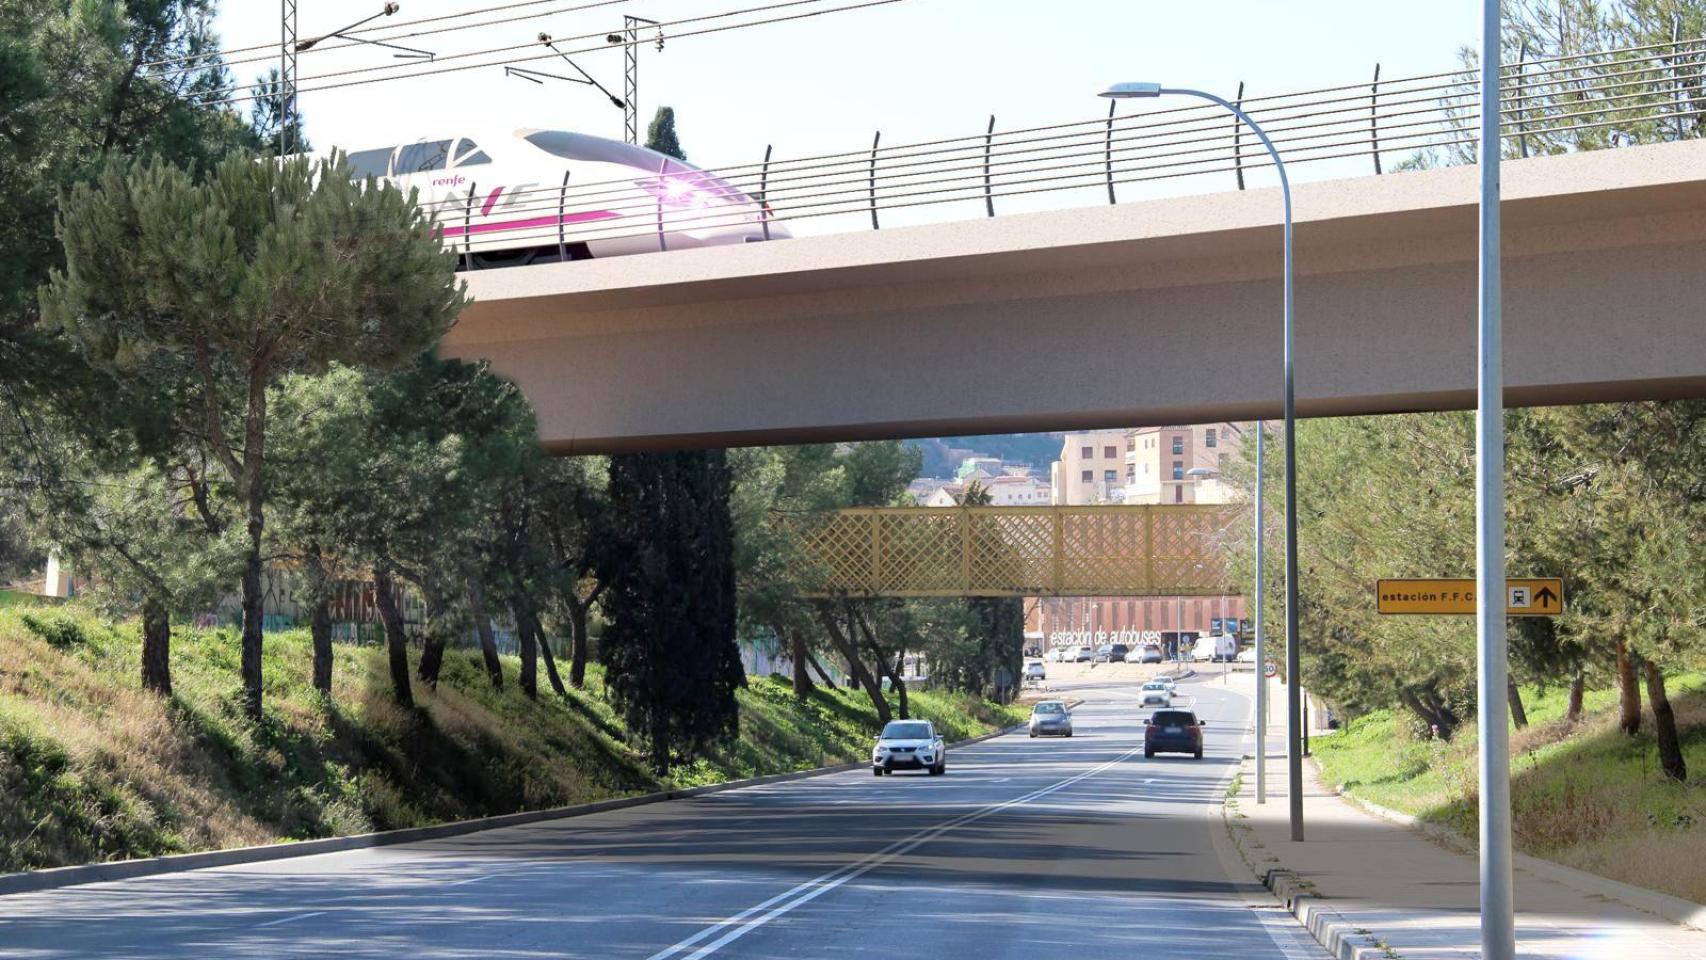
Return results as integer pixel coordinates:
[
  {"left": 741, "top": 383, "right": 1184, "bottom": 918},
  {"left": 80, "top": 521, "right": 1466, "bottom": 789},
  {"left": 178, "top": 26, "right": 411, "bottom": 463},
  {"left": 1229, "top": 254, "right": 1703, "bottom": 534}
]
[
  {"left": 806, "top": 649, "right": 837, "bottom": 689},
  {"left": 885, "top": 652, "right": 910, "bottom": 719},
  {"left": 373, "top": 567, "right": 414, "bottom": 708},
  {"left": 467, "top": 575, "right": 502, "bottom": 690},
  {"left": 1398, "top": 686, "right": 1452, "bottom": 740},
  {"left": 1566, "top": 671, "right": 1585, "bottom": 723},
  {"left": 530, "top": 608, "right": 569, "bottom": 697},
  {"left": 788, "top": 626, "right": 813, "bottom": 698},
  {"left": 238, "top": 370, "right": 269, "bottom": 721},
  {"left": 516, "top": 600, "right": 538, "bottom": 699},
  {"left": 814, "top": 603, "right": 888, "bottom": 724},
  {"left": 140, "top": 595, "right": 171, "bottom": 696},
  {"left": 416, "top": 583, "right": 449, "bottom": 688},
  {"left": 1617, "top": 637, "right": 1642, "bottom": 736},
  {"left": 1508, "top": 676, "right": 1529, "bottom": 730},
  {"left": 1644, "top": 661, "right": 1687, "bottom": 782},
  {"left": 307, "top": 549, "right": 333, "bottom": 696},
  {"left": 567, "top": 596, "right": 591, "bottom": 688}
]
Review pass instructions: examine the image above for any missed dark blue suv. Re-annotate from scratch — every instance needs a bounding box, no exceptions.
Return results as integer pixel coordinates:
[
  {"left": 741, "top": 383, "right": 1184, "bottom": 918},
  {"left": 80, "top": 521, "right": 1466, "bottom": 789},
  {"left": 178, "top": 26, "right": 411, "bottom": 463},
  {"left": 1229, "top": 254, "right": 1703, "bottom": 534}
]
[{"left": 1145, "top": 709, "right": 1205, "bottom": 759}]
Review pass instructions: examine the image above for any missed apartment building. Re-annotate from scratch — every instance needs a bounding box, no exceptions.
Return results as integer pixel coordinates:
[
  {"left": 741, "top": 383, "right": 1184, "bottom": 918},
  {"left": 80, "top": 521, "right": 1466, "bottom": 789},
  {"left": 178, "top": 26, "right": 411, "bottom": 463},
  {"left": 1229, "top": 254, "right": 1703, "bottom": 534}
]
[
  {"left": 1123, "top": 423, "right": 1246, "bottom": 505},
  {"left": 1049, "top": 430, "right": 1131, "bottom": 504}
]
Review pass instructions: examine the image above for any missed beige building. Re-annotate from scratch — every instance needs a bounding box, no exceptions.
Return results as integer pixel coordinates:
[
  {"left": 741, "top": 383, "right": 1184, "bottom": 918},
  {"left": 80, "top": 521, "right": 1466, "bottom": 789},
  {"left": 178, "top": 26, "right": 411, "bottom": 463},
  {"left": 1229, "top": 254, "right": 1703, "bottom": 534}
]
[
  {"left": 1123, "top": 423, "right": 1246, "bottom": 505},
  {"left": 1049, "top": 430, "right": 1131, "bottom": 505}
]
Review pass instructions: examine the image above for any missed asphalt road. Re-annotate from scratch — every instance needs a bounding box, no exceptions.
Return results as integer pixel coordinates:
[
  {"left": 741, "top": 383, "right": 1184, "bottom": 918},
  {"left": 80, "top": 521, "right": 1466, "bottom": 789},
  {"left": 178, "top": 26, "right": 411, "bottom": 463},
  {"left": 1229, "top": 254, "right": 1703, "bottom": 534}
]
[{"left": 0, "top": 673, "right": 1325, "bottom": 959}]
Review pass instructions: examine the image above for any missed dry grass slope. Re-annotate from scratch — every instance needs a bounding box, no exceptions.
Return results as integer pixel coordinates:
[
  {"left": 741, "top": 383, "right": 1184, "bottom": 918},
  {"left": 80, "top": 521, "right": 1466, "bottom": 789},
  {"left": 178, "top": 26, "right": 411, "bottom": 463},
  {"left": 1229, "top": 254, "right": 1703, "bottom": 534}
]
[{"left": 0, "top": 607, "right": 1021, "bottom": 873}]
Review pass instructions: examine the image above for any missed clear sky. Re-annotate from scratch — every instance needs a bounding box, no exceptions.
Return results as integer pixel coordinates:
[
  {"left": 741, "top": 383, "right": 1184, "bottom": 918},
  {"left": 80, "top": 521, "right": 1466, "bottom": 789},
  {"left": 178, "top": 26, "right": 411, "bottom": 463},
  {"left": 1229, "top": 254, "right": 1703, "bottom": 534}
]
[{"left": 212, "top": 0, "right": 1484, "bottom": 227}]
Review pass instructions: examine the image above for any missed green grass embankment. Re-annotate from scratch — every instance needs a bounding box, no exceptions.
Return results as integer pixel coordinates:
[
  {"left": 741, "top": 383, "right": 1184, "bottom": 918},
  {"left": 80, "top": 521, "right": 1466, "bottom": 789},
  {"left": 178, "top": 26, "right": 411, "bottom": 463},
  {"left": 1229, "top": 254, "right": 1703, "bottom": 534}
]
[
  {"left": 1314, "top": 675, "right": 1706, "bottom": 904},
  {"left": 0, "top": 606, "right": 1021, "bottom": 873}
]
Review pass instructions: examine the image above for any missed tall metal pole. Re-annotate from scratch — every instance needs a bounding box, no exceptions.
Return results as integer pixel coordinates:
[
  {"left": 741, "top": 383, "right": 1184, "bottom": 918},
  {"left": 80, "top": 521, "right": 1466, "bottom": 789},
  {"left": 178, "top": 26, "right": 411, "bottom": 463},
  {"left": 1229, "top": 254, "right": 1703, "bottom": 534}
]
[
  {"left": 1477, "top": 0, "right": 1516, "bottom": 957},
  {"left": 280, "top": 0, "right": 298, "bottom": 157},
  {"left": 622, "top": 16, "right": 640, "bottom": 144},
  {"left": 1254, "top": 422, "right": 1267, "bottom": 803}
]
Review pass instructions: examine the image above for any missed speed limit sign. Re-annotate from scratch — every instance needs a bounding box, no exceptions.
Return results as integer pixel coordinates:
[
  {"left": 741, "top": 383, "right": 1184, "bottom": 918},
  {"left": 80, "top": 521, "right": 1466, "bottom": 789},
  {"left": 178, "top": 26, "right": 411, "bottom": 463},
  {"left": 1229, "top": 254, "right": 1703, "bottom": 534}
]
[{"left": 1264, "top": 659, "right": 1278, "bottom": 678}]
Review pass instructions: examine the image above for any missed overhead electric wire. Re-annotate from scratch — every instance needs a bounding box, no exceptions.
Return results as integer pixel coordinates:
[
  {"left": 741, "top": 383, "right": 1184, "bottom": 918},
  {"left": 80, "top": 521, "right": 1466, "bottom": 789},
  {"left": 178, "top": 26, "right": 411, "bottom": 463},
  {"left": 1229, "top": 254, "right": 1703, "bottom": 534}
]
[
  {"left": 203, "top": 0, "right": 907, "bottom": 106},
  {"left": 146, "top": 0, "right": 638, "bottom": 70},
  {"left": 154, "top": 0, "right": 645, "bottom": 82}
]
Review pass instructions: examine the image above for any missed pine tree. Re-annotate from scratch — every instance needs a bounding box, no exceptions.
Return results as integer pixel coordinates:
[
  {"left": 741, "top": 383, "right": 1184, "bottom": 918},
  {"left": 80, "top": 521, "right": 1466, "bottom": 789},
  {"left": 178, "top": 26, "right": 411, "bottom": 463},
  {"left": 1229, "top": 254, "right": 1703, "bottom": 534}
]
[{"left": 600, "top": 452, "right": 743, "bottom": 774}]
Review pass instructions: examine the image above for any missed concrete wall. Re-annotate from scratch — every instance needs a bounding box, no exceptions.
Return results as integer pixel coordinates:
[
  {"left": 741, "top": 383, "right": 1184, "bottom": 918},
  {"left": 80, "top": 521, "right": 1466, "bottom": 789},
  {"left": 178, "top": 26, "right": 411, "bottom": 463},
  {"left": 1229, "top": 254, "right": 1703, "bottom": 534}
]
[{"left": 442, "top": 140, "right": 1706, "bottom": 454}]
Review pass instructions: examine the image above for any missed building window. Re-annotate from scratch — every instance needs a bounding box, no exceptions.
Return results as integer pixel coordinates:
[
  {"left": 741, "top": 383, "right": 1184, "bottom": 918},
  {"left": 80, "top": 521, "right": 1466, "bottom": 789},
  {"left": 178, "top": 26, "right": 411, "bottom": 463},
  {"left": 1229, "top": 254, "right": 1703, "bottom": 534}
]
[
  {"left": 1172, "top": 462, "right": 1183, "bottom": 480},
  {"left": 1081, "top": 446, "right": 1092, "bottom": 459},
  {"left": 1081, "top": 470, "right": 1093, "bottom": 483},
  {"left": 1127, "top": 437, "right": 1135, "bottom": 451},
  {"left": 1104, "top": 469, "right": 1117, "bottom": 483},
  {"left": 1206, "top": 428, "right": 1217, "bottom": 448},
  {"left": 1172, "top": 436, "right": 1184, "bottom": 455},
  {"left": 1103, "top": 445, "right": 1117, "bottom": 459},
  {"left": 1174, "top": 486, "right": 1184, "bottom": 503}
]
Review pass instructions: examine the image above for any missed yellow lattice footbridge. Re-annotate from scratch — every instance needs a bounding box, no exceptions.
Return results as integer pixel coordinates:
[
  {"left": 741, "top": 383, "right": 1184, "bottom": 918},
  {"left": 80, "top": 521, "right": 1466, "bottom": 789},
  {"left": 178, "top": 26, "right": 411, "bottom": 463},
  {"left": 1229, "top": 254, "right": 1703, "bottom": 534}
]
[{"left": 799, "top": 505, "right": 1240, "bottom": 598}]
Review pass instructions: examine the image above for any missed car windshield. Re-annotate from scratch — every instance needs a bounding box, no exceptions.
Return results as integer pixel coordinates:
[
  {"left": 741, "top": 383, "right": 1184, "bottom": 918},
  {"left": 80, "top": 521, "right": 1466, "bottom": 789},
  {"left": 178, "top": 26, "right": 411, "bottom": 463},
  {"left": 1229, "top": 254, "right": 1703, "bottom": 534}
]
[
  {"left": 1033, "top": 702, "right": 1065, "bottom": 715},
  {"left": 1152, "top": 711, "right": 1197, "bottom": 726},
  {"left": 881, "top": 722, "right": 932, "bottom": 740},
  {"left": 1144, "top": 682, "right": 1167, "bottom": 690}
]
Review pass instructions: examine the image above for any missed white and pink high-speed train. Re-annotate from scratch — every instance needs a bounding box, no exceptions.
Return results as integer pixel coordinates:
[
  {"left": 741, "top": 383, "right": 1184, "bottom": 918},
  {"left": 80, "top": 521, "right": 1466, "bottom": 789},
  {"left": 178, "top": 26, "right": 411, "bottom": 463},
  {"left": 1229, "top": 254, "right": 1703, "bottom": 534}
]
[{"left": 320, "top": 128, "right": 787, "bottom": 268}]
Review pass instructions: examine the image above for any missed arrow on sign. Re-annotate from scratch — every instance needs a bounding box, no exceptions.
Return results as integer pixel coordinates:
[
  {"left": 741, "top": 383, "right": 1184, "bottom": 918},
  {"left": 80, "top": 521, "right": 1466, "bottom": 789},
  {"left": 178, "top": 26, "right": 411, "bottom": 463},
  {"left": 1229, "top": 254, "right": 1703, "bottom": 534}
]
[{"left": 1535, "top": 586, "right": 1559, "bottom": 609}]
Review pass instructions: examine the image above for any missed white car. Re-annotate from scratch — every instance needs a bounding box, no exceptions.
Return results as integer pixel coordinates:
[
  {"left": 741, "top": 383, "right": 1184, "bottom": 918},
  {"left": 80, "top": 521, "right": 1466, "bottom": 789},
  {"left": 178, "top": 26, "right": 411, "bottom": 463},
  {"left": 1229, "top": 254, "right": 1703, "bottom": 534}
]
[
  {"left": 872, "top": 720, "right": 946, "bottom": 776},
  {"left": 311, "top": 129, "right": 788, "bottom": 270},
  {"left": 1139, "top": 681, "right": 1174, "bottom": 708},
  {"left": 1023, "top": 660, "right": 1047, "bottom": 682},
  {"left": 1071, "top": 645, "right": 1094, "bottom": 663},
  {"left": 1045, "top": 647, "right": 1064, "bottom": 663},
  {"left": 1236, "top": 645, "right": 1259, "bottom": 663}
]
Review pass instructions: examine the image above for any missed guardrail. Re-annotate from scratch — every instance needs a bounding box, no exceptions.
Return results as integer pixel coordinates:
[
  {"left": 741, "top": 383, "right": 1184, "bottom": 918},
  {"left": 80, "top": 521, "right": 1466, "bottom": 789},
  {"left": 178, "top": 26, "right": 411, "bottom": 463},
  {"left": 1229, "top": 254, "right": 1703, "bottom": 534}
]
[{"left": 432, "top": 36, "right": 1705, "bottom": 261}]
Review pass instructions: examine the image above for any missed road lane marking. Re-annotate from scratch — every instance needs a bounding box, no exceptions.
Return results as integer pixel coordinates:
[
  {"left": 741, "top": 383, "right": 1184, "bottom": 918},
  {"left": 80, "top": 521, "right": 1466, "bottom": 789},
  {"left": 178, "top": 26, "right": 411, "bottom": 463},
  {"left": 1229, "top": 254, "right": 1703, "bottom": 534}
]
[
  {"left": 255, "top": 911, "right": 326, "bottom": 928},
  {"left": 445, "top": 875, "right": 492, "bottom": 886},
  {"left": 644, "top": 741, "right": 1147, "bottom": 960}
]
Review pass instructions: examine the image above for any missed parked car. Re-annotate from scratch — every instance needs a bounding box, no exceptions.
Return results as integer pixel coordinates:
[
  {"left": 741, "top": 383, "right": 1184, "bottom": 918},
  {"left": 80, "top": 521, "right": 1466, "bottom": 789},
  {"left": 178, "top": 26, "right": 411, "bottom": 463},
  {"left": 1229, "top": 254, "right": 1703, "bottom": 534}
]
[
  {"left": 1139, "top": 681, "right": 1173, "bottom": 708},
  {"left": 1071, "top": 645, "right": 1094, "bottom": 663},
  {"left": 1092, "top": 644, "right": 1113, "bottom": 663},
  {"left": 1126, "top": 644, "right": 1163, "bottom": 664},
  {"left": 872, "top": 720, "right": 946, "bottom": 776},
  {"left": 1028, "top": 700, "right": 1073, "bottom": 738},
  {"left": 1145, "top": 708, "right": 1206, "bottom": 759},
  {"left": 1107, "top": 643, "right": 1130, "bottom": 663},
  {"left": 1023, "top": 660, "right": 1047, "bottom": 682},
  {"left": 1236, "top": 645, "right": 1259, "bottom": 663}
]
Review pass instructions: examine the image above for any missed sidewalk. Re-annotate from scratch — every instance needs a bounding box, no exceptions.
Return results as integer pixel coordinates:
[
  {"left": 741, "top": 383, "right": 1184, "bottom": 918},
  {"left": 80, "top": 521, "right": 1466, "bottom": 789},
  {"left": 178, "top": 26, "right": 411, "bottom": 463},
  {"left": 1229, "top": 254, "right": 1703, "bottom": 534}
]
[{"left": 1224, "top": 735, "right": 1706, "bottom": 959}]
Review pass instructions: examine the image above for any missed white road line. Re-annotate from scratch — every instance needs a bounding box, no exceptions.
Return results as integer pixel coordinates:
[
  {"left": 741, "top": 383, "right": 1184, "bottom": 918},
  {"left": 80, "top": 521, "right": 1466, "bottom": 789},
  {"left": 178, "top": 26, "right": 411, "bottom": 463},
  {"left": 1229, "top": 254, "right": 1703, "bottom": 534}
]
[
  {"left": 255, "top": 911, "right": 327, "bottom": 928},
  {"left": 644, "top": 742, "right": 1147, "bottom": 960},
  {"left": 445, "top": 875, "right": 492, "bottom": 886}
]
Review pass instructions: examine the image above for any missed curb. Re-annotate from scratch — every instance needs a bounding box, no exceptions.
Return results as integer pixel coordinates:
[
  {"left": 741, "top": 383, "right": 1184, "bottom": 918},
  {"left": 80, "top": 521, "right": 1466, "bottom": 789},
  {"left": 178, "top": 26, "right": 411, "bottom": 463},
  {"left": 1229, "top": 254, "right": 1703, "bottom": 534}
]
[
  {"left": 0, "top": 718, "right": 1025, "bottom": 898},
  {"left": 1217, "top": 758, "right": 1395, "bottom": 960},
  {"left": 1320, "top": 760, "right": 1706, "bottom": 933}
]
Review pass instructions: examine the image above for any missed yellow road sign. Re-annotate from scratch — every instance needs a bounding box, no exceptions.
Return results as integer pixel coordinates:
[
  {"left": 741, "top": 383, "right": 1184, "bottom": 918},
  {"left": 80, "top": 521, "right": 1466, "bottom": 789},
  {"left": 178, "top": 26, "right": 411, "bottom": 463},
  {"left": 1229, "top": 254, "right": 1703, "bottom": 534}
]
[{"left": 1376, "top": 578, "right": 1564, "bottom": 616}]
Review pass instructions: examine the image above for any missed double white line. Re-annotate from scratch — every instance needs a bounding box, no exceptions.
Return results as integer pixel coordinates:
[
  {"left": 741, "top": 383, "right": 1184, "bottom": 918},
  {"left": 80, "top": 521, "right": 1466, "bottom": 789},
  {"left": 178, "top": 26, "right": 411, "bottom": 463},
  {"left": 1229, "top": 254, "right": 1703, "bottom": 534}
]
[{"left": 645, "top": 742, "right": 1146, "bottom": 960}]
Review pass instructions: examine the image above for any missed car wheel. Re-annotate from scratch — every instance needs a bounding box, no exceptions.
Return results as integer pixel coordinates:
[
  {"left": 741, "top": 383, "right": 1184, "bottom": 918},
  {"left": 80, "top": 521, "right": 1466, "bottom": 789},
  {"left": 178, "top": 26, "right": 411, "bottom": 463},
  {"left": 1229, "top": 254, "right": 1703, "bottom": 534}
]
[
  {"left": 873, "top": 767, "right": 884, "bottom": 776},
  {"left": 1030, "top": 731, "right": 1037, "bottom": 738},
  {"left": 1144, "top": 748, "right": 1154, "bottom": 758},
  {"left": 1194, "top": 748, "right": 1204, "bottom": 759},
  {"left": 1065, "top": 731, "right": 1073, "bottom": 738},
  {"left": 931, "top": 762, "right": 945, "bottom": 775}
]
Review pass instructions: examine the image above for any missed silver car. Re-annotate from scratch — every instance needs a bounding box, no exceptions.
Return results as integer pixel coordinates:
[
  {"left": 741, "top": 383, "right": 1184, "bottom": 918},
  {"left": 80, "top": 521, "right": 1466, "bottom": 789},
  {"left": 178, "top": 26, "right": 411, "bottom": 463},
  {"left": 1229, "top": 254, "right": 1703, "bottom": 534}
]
[{"left": 1029, "top": 700, "right": 1073, "bottom": 738}]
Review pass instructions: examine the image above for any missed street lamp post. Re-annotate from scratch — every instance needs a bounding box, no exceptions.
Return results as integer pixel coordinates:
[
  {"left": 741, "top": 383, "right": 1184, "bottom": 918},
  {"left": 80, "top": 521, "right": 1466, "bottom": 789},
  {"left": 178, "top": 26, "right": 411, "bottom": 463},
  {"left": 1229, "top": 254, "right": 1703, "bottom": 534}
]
[{"left": 1102, "top": 82, "right": 1299, "bottom": 838}]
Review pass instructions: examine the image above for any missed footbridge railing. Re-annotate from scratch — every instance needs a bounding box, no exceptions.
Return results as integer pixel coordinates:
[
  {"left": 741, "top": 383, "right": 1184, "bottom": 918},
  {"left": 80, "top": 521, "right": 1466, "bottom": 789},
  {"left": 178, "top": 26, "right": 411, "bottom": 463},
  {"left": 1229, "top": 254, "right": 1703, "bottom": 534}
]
[{"left": 799, "top": 505, "right": 1241, "bottom": 599}]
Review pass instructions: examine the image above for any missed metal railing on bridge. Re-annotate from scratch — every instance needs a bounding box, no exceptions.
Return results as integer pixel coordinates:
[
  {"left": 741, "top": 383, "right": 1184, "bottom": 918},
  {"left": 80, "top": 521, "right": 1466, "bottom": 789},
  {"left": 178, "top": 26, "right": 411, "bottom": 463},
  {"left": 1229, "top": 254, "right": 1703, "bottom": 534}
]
[
  {"left": 798, "top": 505, "right": 1240, "bottom": 599},
  {"left": 433, "top": 35, "right": 1706, "bottom": 258}
]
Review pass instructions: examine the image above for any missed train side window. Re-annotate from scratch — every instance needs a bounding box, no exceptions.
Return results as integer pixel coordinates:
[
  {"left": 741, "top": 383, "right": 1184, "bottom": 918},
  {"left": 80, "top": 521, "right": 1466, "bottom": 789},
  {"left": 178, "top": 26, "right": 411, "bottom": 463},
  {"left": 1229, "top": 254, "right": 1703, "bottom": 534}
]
[
  {"left": 345, "top": 147, "right": 394, "bottom": 180},
  {"left": 452, "top": 138, "right": 491, "bottom": 167},
  {"left": 394, "top": 139, "right": 453, "bottom": 175}
]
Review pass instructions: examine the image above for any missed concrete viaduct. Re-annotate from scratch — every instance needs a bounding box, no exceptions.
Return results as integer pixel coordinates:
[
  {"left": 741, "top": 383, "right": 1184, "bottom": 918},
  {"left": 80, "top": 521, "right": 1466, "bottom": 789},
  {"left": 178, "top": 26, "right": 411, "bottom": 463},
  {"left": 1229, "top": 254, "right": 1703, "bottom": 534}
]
[{"left": 440, "top": 139, "right": 1706, "bottom": 454}]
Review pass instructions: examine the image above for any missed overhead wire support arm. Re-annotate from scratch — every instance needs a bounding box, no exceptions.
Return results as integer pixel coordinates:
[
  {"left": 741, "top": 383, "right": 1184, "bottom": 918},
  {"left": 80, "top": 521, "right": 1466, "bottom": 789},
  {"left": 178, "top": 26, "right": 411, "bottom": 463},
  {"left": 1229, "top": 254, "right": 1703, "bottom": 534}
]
[
  {"left": 512, "top": 33, "right": 626, "bottom": 110},
  {"left": 609, "top": 16, "right": 662, "bottom": 144},
  {"left": 295, "top": 3, "right": 403, "bottom": 52}
]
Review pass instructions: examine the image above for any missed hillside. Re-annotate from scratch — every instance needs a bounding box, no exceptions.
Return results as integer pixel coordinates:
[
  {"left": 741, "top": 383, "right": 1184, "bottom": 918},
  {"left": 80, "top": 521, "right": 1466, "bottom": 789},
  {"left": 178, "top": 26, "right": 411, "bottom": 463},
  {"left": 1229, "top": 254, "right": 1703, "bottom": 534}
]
[
  {"left": 1315, "top": 676, "right": 1706, "bottom": 904},
  {"left": 0, "top": 607, "right": 1020, "bottom": 873},
  {"left": 906, "top": 433, "right": 1065, "bottom": 478}
]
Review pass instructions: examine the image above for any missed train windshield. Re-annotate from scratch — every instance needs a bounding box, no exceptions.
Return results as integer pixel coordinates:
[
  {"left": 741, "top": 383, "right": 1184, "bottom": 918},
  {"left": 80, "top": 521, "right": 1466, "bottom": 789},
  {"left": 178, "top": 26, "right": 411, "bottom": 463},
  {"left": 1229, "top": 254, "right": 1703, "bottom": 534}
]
[
  {"left": 523, "top": 130, "right": 693, "bottom": 175},
  {"left": 395, "top": 140, "right": 453, "bottom": 175},
  {"left": 345, "top": 147, "right": 393, "bottom": 180}
]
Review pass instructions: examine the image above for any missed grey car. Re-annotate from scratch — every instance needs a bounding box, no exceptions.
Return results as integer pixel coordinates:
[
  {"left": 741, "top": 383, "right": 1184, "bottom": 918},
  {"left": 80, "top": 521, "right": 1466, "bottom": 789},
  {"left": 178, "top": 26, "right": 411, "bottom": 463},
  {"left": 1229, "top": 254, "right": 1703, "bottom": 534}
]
[{"left": 1028, "top": 700, "right": 1073, "bottom": 737}]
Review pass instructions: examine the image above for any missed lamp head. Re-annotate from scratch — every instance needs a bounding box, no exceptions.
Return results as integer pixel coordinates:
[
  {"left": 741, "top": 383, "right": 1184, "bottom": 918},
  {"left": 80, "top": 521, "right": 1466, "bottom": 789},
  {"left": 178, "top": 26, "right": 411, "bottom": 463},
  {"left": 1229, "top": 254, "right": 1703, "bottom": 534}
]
[{"left": 1100, "top": 82, "right": 1163, "bottom": 99}]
